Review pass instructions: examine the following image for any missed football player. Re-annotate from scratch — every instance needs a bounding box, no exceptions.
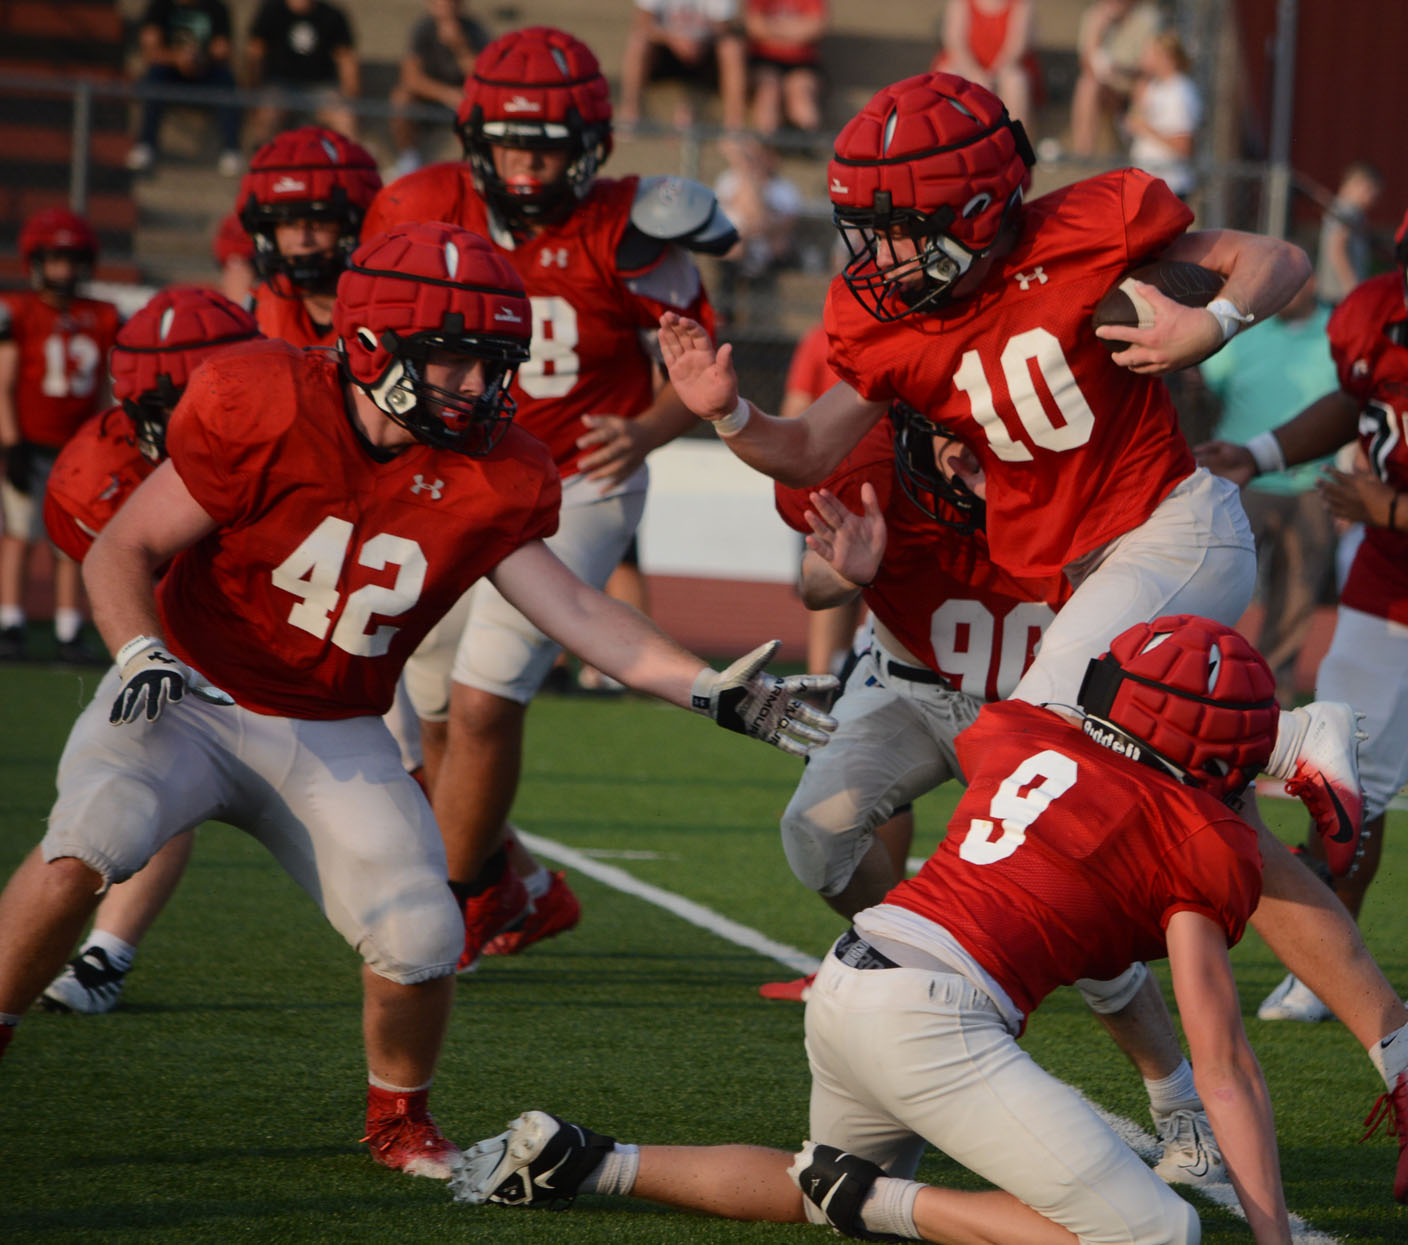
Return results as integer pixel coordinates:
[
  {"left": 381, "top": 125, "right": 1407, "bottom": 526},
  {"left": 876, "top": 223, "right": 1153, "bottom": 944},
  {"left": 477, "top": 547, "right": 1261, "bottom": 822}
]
[
  {"left": 237, "top": 125, "right": 383, "bottom": 348},
  {"left": 658, "top": 71, "right": 1365, "bottom": 873},
  {"left": 452, "top": 617, "right": 1338, "bottom": 1240},
  {"left": 361, "top": 26, "right": 738, "bottom": 968},
  {"left": 0, "top": 223, "right": 836, "bottom": 1179},
  {"left": 37, "top": 286, "right": 262, "bottom": 1016},
  {"left": 1197, "top": 207, "right": 1408, "bottom": 1025},
  {"left": 0, "top": 208, "right": 120, "bottom": 661}
]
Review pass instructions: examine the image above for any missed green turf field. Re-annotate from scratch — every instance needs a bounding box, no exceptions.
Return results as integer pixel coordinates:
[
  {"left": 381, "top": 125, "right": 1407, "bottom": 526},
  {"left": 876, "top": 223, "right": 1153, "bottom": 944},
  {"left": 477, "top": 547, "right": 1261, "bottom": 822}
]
[{"left": 2, "top": 663, "right": 1406, "bottom": 1242}]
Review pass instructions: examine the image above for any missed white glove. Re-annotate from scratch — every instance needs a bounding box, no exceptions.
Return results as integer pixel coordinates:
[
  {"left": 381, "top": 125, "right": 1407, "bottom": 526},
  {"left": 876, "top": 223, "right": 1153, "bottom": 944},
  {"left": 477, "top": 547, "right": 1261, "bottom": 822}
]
[
  {"left": 110, "top": 635, "right": 234, "bottom": 725},
  {"left": 691, "top": 640, "right": 838, "bottom": 757}
]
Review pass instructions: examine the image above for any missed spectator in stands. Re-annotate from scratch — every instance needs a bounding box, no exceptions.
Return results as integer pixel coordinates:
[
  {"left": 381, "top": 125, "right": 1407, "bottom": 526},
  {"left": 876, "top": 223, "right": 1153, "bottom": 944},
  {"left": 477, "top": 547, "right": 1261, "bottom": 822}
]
[
  {"left": 244, "top": 0, "right": 360, "bottom": 145},
  {"left": 127, "top": 0, "right": 243, "bottom": 177},
  {"left": 619, "top": 0, "right": 748, "bottom": 133},
  {"left": 1196, "top": 274, "right": 1339, "bottom": 707},
  {"left": 714, "top": 135, "right": 802, "bottom": 281},
  {"left": 1069, "top": 0, "right": 1161, "bottom": 157},
  {"left": 930, "top": 0, "right": 1035, "bottom": 132},
  {"left": 743, "top": 0, "right": 826, "bottom": 136},
  {"left": 1124, "top": 30, "right": 1200, "bottom": 199},
  {"left": 1317, "top": 161, "right": 1383, "bottom": 307},
  {"left": 388, "top": 0, "right": 489, "bottom": 179}
]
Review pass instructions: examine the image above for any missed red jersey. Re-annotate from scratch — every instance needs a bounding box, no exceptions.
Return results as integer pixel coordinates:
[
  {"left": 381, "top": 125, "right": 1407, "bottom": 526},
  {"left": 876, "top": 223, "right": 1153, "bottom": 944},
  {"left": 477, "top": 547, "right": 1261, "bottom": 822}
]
[
  {"left": 775, "top": 420, "right": 1067, "bottom": 700},
  {"left": 43, "top": 407, "right": 155, "bottom": 561},
  {"left": 0, "top": 291, "right": 120, "bottom": 448},
  {"left": 825, "top": 169, "right": 1196, "bottom": 577},
  {"left": 746, "top": 0, "right": 826, "bottom": 64},
  {"left": 785, "top": 322, "right": 839, "bottom": 402},
  {"left": 1327, "top": 272, "right": 1408, "bottom": 625},
  {"left": 363, "top": 166, "right": 715, "bottom": 477},
  {"left": 252, "top": 284, "right": 335, "bottom": 348},
  {"left": 158, "top": 341, "right": 560, "bottom": 720},
  {"left": 888, "top": 699, "right": 1262, "bottom": 1023}
]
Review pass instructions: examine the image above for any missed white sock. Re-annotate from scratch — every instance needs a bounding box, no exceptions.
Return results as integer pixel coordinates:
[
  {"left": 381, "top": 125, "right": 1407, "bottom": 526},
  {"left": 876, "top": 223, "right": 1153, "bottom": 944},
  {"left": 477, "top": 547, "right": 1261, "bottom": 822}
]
[
  {"left": 578, "top": 1142, "right": 639, "bottom": 1196},
  {"left": 1370, "top": 1022, "right": 1408, "bottom": 1087},
  {"left": 367, "top": 1073, "right": 433, "bottom": 1093},
  {"left": 54, "top": 608, "right": 82, "bottom": 643},
  {"left": 0, "top": 605, "right": 23, "bottom": 629},
  {"left": 1266, "top": 708, "right": 1307, "bottom": 781},
  {"left": 1145, "top": 1059, "right": 1200, "bottom": 1114},
  {"left": 860, "top": 1175, "right": 922, "bottom": 1239},
  {"left": 522, "top": 866, "right": 552, "bottom": 900},
  {"left": 85, "top": 929, "right": 137, "bottom": 973}
]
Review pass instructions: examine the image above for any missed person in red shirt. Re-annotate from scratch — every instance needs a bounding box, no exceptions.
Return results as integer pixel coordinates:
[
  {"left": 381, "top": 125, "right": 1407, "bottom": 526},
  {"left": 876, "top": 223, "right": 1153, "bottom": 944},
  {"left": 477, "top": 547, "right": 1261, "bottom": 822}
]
[
  {"left": 0, "top": 222, "right": 836, "bottom": 1176},
  {"left": 1198, "top": 207, "right": 1408, "bottom": 1025},
  {"left": 362, "top": 26, "right": 738, "bottom": 969},
  {"left": 237, "top": 124, "right": 382, "bottom": 348},
  {"left": 930, "top": 0, "right": 1037, "bottom": 130},
  {"left": 37, "top": 286, "right": 261, "bottom": 1017},
  {"left": 743, "top": 0, "right": 826, "bottom": 135},
  {"left": 0, "top": 209, "right": 121, "bottom": 662},
  {"left": 453, "top": 616, "right": 1354, "bottom": 1240}
]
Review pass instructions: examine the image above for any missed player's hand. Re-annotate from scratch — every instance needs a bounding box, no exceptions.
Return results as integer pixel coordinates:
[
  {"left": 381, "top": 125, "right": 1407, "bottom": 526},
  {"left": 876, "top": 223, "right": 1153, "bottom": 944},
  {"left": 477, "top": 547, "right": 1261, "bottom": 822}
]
[
  {"left": 691, "top": 640, "right": 838, "bottom": 756},
  {"left": 1193, "top": 439, "right": 1257, "bottom": 486},
  {"left": 658, "top": 312, "right": 739, "bottom": 423},
  {"left": 577, "top": 414, "right": 651, "bottom": 488},
  {"left": 804, "top": 484, "right": 886, "bottom": 590},
  {"left": 1317, "top": 465, "right": 1395, "bottom": 527},
  {"left": 1095, "top": 280, "right": 1224, "bottom": 373},
  {"left": 110, "top": 635, "right": 234, "bottom": 725}
]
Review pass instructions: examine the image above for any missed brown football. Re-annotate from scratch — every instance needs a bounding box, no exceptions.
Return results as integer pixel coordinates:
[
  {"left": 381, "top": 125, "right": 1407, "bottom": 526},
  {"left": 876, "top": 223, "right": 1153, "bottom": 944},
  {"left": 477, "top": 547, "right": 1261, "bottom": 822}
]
[{"left": 1091, "top": 260, "right": 1223, "bottom": 351}]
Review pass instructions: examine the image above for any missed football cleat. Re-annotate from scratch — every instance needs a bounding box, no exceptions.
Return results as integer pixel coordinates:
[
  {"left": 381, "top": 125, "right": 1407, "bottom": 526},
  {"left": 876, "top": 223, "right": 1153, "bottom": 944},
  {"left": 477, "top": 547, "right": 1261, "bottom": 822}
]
[
  {"left": 362, "top": 1089, "right": 462, "bottom": 1180},
  {"left": 40, "top": 945, "right": 126, "bottom": 1014},
  {"left": 483, "top": 871, "right": 580, "bottom": 956},
  {"left": 451, "top": 1110, "right": 615, "bottom": 1208},
  {"left": 788, "top": 1141, "right": 899, "bottom": 1240},
  {"left": 0, "top": 625, "right": 28, "bottom": 662},
  {"left": 1257, "top": 972, "right": 1331, "bottom": 1023},
  {"left": 1282, "top": 702, "right": 1365, "bottom": 877},
  {"left": 758, "top": 972, "right": 816, "bottom": 1002},
  {"left": 457, "top": 866, "right": 532, "bottom": 973},
  {"left": 1150, "top": 1106, "right": 1225, "bottom": 1186},
  {"left": 1361, "top": 1071, "right": 1408, "bottom": 1202}
]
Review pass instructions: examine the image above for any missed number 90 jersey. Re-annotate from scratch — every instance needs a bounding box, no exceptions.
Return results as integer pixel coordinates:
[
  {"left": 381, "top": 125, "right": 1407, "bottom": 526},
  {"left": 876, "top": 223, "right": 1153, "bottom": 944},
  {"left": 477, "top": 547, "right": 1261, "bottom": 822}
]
[
  {"left": 825, "top": 169, "right": 1196, "bottom": 578},
  {"left": 1326, "top": 271, "right": 1408, "bottom": 625},
  {"left": 0, "top": 291, "right": 120, "bottom": 448},
  {"left": 362, "top": 165, "right": 715, "bottom": 478},
  {"left": 773, "top": 420, "right": 1069, "bottom": 701},
  {"left": 156, "top": 341, "right": 560, "bottom": 719},
  {"left": 887, "top": 700, "right": 1262, "bottom": 1026}
]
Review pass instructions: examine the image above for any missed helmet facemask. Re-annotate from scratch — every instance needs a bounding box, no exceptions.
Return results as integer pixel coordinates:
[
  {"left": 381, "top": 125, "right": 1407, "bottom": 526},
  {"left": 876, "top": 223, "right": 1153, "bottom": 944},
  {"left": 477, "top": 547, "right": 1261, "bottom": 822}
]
[
  {"left": 245, "top": 194, "right": 362, "bottom": 297},
  {"left": 890, "top": 402, "right": 984, "bottom": 532},
  {"left": 461, "top": 110, "right": 608, "bottom": 231},
  {"left": 29, "top": 247, "right": 94, "bottom": 299},
  {"left": 122, "top": 385, "right": 178, "bottom": 463}
]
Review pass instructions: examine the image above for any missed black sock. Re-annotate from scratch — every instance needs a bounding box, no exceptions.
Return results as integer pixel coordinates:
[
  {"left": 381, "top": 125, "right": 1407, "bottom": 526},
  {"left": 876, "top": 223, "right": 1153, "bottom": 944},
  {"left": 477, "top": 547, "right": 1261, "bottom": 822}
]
[{"left": 449, "top": 847, "right": 508, "bottom": 903}]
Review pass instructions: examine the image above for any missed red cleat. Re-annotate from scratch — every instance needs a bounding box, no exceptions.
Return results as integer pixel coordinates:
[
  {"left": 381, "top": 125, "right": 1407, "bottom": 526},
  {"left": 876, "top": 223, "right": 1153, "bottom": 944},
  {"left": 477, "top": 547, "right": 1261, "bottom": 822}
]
[
  {"left": 457, "top": 866, "right": 531, "bottom": 973},
  {"left": 758, "top": 973, "right": 816, "bottom": 1002},
  {"left": 484, "top": 871, "right": 581, "bottom": 956},
  {"left": 1361, "top": 1071, "right": 1408, "bottom": 1202},
  {"left": 1282, "top": 702, "right": 1365, "bottom": 877},
  {"left": 362, "top": 1087, "right": 462, "bottom": 1180}
]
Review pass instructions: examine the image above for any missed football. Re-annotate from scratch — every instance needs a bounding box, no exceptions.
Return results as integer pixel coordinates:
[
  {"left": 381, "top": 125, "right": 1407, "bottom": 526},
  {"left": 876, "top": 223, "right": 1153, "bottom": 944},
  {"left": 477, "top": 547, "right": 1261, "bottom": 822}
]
[{"left": 1091, "top": 260, "right": 1223, "bottom": 350}]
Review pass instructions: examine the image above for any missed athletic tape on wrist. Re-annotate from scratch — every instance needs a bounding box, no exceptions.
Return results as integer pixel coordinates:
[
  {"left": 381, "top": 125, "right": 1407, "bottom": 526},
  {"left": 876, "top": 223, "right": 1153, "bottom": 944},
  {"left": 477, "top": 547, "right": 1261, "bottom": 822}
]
[
  {"left": 114, "top": 634, "right": 162, "bottom": 671},
  {"left": 713, "top": 396, "right": 751, "bottom": 438},
  {"left": 1245, "top": 430, "right": 1286, "bottom": 477},
  {"left": 1207, "top": 297, "right": 1255, "bottom": 343}
]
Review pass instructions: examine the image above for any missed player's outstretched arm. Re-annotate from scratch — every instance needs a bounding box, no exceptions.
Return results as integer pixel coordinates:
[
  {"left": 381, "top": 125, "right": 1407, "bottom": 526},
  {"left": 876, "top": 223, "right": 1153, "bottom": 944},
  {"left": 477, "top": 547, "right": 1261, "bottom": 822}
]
[
  {"left": 658, "top": 311, "right": 886, "bottom": 487},
  {"left": 86, "top": 461, "right": 233, "bottom": 723},
  {"left": 797, "top": 484, "right": 886, "bottom": 608},
  {"left": 1167, "top": 910, "right": 1291, "bottom": 1245},
  {"left": 491, "top": 540, "right": 837, "bottom": 755},
  {"left": 1195, "top": 388, "right": 1360, "bottom": 485}
]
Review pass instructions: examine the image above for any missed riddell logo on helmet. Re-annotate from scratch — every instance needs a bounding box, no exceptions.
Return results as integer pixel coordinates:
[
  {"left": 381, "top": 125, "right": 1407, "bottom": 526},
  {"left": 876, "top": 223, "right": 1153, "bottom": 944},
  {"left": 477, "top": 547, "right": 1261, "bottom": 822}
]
[
  {"left": 1081, "top": 719, "right": 1143, "bottom": 762},
  {"left": 494, "top": 306, "right": 523, "bottom": 323},
  {"left": 829, "top": 178, "right": 849, "bottom": 195},
  {"left": 272, "top": 176, "right": 308, "bottom": 195},
  {"left": 502, "top": 95, "right": 542, "bottom": 114}
]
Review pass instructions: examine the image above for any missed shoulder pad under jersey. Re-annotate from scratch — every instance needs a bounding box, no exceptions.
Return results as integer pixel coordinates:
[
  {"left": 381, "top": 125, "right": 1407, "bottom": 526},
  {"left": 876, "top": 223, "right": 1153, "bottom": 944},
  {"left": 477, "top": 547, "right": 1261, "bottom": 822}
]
[{"left": 626, "top": 176, "right": 738, "bottom": 256}]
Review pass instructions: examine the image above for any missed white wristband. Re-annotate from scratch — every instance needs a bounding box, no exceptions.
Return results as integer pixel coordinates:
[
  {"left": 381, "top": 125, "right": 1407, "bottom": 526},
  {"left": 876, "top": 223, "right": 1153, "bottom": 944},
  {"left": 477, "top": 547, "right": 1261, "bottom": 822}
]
[
  {"left": 1206, "top": 297, "right": 1255, "bottom": 343},
  {"left": 1245, "top": 430, "right": 1287, "bottom": 477},
  {"left": 114, "top": 634, "right": 162, "bottom": 671},
  {"left": 713, "top": 396, "right": 751, "bottom": 438}
]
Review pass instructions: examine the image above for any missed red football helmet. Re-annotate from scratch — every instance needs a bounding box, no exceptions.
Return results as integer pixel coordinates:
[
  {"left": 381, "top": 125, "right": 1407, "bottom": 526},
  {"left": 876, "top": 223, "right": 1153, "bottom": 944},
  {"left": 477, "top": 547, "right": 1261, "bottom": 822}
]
[
  {"left": 19, "top": 207, "right": 99, "bottom": 296},
  {"left": 829, "top": 73, "right": 1034, "bottom": 321},
  {"left": 336, "top": 223, "right": 531, "bottom": 456},
  {"left": 890, "top": 401, "right": 984, "bottom": 532},
  {"left": 456, "top": 26, "right": 612, "bottom": 228},
  {"left": 237, "top": 126, "right": 382, "bottom": 296},
  {"left": 110, "top": 286, "right": 262, "bottom": 461},
  {"left": 1077, "top": 615, "right": 1279, "bottom": 801}
]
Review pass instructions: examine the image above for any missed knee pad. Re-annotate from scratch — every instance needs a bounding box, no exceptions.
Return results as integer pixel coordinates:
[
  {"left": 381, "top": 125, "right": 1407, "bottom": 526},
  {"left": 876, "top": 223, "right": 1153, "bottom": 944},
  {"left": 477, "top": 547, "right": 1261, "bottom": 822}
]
[
  {"left": 1075, "top": 962, "right": 1148, "bottom": 1015},
  {"left": 360, "top": 884, "right": 462, "bottom": 984},
  {"left": 780, "top": 798, "right": 872, "bottom": 898}
]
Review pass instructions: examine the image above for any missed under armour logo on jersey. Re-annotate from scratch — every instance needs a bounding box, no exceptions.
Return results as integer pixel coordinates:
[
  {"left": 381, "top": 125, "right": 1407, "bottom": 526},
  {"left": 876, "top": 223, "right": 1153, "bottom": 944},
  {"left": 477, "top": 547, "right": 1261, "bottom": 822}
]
[
  {"left": 1014, "top": 267, "right": 1048, "bottom": 290},
  {"left": 410, "top": 474, "right": 444, "bottom": 499},
  {"left": 539, "top": 247, "right": 569, "bottom": 268}
]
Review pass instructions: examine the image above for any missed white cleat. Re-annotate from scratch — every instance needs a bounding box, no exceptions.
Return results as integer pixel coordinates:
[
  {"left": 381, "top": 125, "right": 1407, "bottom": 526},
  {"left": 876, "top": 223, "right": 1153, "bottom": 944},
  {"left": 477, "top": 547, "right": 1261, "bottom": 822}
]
[
  {"left": 1258, "top": 972, "right": 1331, "bottom": 1023},
  {"left": 1282, "top": 702, "right": 1366, "bottom": 878},
  {"left": 1151, "top": 1107, "right": 1225, "bottom": 1186}
]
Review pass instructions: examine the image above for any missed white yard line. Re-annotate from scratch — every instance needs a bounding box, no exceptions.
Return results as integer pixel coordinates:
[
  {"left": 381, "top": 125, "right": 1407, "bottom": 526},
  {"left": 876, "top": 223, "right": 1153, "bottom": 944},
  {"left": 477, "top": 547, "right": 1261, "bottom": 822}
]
[{"left": 520, "top": 829, "right": 1343, "bottom": 1245}]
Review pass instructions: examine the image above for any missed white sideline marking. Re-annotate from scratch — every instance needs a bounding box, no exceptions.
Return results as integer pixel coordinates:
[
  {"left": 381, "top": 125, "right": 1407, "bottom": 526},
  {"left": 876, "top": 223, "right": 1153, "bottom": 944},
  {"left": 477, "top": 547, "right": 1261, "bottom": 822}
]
[
  {"left": 520, "top": 829, "right": 1343, "bottom": 1245},
  {"left": 576, "top": 848, "right": 671, "bottom": 861}
]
